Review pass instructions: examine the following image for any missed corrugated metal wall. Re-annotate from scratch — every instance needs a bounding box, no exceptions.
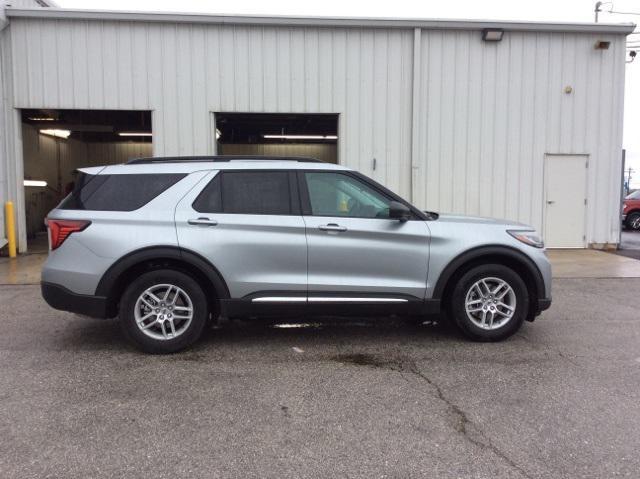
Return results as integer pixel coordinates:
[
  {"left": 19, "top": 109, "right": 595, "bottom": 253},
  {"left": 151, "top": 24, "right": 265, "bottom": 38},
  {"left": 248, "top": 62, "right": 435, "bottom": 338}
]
[
  {"left": 0, "top": 16, "right": 628, "bottom": 249},
  {"left": 412, "top": 30, "right": 626, "bottom": 245},
  {"left": 9, "top": 19, "right": 415, "bottom": 195}
]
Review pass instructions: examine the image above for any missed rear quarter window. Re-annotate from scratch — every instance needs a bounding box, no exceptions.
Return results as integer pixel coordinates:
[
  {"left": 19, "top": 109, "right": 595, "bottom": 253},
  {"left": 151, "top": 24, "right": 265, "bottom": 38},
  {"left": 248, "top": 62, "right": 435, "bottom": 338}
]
[{"left": 60, "top": 173, "right": 186, "bottom": 211}]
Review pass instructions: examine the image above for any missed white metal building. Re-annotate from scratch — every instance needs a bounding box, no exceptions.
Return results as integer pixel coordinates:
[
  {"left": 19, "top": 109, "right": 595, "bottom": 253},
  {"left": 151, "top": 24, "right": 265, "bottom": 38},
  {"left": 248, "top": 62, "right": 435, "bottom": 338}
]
[{"left": 0, "top": 2, "right": 634, "bottom": 252}]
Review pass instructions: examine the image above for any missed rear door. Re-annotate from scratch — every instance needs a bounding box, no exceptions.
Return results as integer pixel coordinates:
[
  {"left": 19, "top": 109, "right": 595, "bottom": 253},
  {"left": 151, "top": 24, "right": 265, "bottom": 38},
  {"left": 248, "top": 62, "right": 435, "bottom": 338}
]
[
  {"left": 174, "top": 170, "right": 307, "bottom": 299},
  {"left": 300, "top": 171, "right": 430, "bottom": 301}
]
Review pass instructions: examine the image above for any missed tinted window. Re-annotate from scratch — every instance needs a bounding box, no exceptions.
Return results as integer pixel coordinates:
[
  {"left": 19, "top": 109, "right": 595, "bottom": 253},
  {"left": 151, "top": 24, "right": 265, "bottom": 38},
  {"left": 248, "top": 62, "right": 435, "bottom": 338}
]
[
  {"left": 192, "top": 174, "right": 222, "bottom": 213},
  {"left": 305, "top": 172, "right": 391, "bottom": 218},
  {"left": 60, "top": 173, "right": 186, "bottom": 211},
  {"left": 193, "top": 171, "right": 292, "bottom": 215}
]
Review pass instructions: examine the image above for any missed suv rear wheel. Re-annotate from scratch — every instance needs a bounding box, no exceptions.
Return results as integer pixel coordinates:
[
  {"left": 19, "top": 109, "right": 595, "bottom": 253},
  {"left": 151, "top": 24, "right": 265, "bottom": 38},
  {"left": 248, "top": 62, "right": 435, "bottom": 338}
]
[
  {"left": 449, "top": 264, "right": 528, "bottom": 341},
  {"left": 120, "top": 269, "right": 209, "bottom": 353}
]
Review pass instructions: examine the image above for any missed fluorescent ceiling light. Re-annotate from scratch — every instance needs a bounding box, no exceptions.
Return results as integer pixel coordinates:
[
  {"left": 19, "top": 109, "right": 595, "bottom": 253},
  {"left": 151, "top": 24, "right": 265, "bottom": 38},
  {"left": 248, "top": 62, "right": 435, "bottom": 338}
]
[
  {"left": 28, "top": 117, "right": 55, "bottom": 121},
  {"left": 24, "top": 180, "right": 47, "bottom": 187},
  {"left": 118, "top": 132, "right": 152, "bottom": 137},
  {"left": 40, "top": 129, "right": 71, "bottom": 139},
  {"left": 263, "top": 134, "right": 338, "bottom": 140}
]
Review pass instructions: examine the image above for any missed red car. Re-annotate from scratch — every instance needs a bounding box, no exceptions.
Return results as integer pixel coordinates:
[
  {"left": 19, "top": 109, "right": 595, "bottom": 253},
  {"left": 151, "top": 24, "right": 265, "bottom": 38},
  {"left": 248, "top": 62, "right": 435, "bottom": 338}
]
[{"left": 623, "top": 190, "right": 640, "bottom": 230}]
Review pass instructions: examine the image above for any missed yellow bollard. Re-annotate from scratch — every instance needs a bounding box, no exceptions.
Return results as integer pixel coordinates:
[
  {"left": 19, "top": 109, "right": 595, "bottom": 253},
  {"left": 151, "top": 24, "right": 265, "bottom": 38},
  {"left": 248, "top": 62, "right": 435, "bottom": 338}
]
[{"left": 4, "top": 201, "right": 17, "bottom": 258}]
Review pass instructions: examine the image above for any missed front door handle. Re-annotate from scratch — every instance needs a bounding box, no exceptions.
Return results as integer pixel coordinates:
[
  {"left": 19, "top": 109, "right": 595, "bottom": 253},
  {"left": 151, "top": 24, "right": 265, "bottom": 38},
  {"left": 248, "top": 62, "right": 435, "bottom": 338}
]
[
  {"left": 546, "top": 200, "right": 555, "bottom": 205},
  {"left": 188, "top": 217, "right": 218, "bottom": 226},
  {"left": 318, "top": 223, "right": 347, "bottom": 232}
]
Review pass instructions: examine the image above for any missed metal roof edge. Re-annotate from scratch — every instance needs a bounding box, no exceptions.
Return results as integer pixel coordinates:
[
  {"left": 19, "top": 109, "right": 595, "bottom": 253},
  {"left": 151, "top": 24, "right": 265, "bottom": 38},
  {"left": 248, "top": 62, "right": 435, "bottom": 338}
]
[{"left": 4, "top": 7, "right": 637, "bottom": 34}]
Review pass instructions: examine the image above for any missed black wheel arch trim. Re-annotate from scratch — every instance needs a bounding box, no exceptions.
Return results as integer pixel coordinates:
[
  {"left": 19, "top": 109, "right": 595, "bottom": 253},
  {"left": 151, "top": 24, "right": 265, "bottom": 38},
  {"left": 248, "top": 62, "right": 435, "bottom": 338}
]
[
  {"left": 95, "top": 246, "right": 230, "bottom": 316},
  {"left": 432, "top": 245, "right": 546, "bottom": 302}
]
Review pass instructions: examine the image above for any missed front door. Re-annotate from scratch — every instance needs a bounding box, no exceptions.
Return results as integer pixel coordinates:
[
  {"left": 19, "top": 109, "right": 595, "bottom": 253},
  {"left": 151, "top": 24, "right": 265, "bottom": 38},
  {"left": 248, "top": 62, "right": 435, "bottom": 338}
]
[
  {"left": 544, "top": 155, "right": 588, "bottom": 248},
  {"left": 300, "top": 171, "right": 430, "bottom": 300}
]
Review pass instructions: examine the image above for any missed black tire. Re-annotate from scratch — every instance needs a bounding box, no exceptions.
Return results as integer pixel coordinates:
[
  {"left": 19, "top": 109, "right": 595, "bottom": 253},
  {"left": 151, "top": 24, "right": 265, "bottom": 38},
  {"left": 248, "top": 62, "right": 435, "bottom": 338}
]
[
  {"left": 626, "top": 212, "right": 640, "bottom": 231},
  {"left": 119, "top": 269, "right": 209, "bottom": 354},
  {"left": 449, "top": 264, "right": 528, "bottom": 342}
]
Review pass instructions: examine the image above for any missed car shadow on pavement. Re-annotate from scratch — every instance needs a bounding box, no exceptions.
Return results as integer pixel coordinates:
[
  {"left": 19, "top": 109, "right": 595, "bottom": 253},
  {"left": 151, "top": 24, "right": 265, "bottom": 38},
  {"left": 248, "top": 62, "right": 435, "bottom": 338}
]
[{"left": 55, "top": 315, "right": 465, "bottom": 354}]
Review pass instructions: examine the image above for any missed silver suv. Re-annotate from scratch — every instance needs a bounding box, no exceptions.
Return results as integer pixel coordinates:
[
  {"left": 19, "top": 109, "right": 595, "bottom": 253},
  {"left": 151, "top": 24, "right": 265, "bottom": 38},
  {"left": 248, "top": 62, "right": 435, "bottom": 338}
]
[{"left": 42, "top": 156, "right": 551, "bottom": 353}]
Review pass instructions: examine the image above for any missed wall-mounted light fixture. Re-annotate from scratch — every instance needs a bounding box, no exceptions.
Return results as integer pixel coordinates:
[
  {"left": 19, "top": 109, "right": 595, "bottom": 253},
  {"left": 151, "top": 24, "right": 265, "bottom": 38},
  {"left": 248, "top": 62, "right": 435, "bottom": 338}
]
[
  {"left": 594, "top": 40, "right": 611, "bottom": 50},
  {"left": 263, "top": 134, "right": 338, "bottom": 140},
  {"left": 482, "top": 29, "right": 504, "bottom": 42},
  {"left": 23, "top": 180, "right": 48, "bottom": 187},
  {"left": 118, "top": 132, "right": 152, "bottom": 137},
  {"left": 40, "top": 129, "right": 71, "bottom": 139}
]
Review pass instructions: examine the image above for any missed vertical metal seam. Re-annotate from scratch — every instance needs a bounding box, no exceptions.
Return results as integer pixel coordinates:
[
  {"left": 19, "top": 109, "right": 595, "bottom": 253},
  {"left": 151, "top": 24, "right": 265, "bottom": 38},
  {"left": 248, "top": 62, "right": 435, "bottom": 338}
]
[{"left": 410, "top": 27, "right": 421, "bottom": 204}]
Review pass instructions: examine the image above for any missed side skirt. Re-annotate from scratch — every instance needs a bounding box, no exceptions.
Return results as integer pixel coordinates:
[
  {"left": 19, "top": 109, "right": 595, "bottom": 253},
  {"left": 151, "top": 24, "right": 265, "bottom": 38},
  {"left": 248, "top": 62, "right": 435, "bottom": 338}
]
[{"left": 220, "top": 292, "right": 440, "bottom": 319}]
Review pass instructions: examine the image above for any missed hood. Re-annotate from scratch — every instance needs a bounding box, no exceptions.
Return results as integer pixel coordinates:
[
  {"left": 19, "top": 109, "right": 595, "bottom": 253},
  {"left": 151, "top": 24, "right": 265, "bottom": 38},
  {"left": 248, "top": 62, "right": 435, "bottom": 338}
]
[{"left": 434, "top": 213, "right": 532, "bottom": 229}]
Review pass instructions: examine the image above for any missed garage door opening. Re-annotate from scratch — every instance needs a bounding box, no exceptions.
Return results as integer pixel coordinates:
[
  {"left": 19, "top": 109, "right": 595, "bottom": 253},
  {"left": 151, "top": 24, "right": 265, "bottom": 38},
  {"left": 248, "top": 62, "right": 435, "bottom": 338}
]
[
  {"left": 214, "top": 113, "right": 338, "bottom": 164},
  {"left": 21, "top": 109, "right": 152, "bottom": 253}
]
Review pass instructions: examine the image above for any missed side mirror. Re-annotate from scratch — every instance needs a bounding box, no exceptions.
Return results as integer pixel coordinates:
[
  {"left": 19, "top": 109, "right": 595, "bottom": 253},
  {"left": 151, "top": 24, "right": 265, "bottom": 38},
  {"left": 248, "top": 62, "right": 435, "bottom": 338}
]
[{"left": 388, "top": 201, "right": 411, "bottom": 222}]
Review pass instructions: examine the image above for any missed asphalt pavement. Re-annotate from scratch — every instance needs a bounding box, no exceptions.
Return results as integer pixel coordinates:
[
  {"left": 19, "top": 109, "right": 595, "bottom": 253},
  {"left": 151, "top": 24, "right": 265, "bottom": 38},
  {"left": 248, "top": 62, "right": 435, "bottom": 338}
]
[
  {"left": 0, "top": 279, "right": 639, "bottom": 479},
  {"left": 614, "top": 231, "right": 640, "bottom": 260}
]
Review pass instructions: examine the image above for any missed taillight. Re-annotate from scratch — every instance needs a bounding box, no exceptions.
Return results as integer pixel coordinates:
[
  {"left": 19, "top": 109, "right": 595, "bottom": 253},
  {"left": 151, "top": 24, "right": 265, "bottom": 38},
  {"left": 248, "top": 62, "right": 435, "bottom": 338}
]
[{"left": 46, "top": 219, "right": 91, "bottom": 250}]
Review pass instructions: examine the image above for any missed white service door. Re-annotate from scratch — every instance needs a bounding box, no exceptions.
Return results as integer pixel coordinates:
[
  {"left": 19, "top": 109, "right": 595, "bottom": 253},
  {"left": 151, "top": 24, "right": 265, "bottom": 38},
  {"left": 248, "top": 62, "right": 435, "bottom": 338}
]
[{"left": 544, "top": 155, "right": 588, "bottom": 248}]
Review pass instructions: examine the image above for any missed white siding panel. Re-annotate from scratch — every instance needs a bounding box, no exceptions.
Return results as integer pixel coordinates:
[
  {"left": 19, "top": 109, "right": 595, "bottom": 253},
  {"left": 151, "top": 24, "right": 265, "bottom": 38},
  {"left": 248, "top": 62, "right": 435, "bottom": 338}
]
[{"left": 415, "top": 30, "right": 626, "bottom": 245}]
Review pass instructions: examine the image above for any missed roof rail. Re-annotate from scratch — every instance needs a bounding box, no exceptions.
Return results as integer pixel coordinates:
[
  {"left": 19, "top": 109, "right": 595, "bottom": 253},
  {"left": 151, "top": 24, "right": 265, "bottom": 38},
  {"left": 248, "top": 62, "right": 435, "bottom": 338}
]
[{"left": 127, "top": 155, "right": 324, "bottom": 164}]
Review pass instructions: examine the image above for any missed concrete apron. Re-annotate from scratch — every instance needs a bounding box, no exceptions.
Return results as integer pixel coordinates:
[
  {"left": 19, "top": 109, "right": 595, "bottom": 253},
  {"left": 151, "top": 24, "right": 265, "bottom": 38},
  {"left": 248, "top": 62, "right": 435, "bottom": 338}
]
[
  {"left": 547, "top": 249, "right": 640, "bottom": 278},
  {"left": 2, "top": 248, "right": 640, "bottom": 286}
]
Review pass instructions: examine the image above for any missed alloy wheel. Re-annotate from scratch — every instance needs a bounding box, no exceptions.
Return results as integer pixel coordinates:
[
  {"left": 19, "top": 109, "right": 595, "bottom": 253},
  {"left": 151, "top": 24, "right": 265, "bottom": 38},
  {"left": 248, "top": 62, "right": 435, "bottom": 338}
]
[
  {"left": 464, "top": 277, "right": 517, "bottom": 330},
  {"left": 134, "top": 284, "right": 194, "bottom": 341}
]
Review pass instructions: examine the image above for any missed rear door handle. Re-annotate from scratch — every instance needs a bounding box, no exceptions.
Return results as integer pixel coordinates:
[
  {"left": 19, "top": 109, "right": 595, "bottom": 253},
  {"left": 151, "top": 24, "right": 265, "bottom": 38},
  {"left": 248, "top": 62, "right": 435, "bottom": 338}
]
[
  {"left": 318, "top": 223, "right": 347, "bottom": 232},
  {"left": 188, "top": 217, "right": 218, "bottom": 226}
]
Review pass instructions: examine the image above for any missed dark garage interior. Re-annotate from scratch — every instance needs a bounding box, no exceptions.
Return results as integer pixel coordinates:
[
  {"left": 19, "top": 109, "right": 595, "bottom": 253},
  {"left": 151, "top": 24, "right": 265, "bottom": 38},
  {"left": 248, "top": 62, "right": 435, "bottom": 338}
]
[
  {"left": 215, "top": 113, "right": 338, "bottom": 164},
  {"left": 21, "top": 109, "right": 152, "bottom": 251}
]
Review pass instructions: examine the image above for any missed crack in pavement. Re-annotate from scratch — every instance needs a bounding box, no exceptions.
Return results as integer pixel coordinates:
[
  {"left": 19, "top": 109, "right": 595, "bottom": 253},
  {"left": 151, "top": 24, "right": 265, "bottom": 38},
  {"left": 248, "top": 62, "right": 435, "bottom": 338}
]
[
  {"left": 332, "top": 353, "right": 534, "bottom": 479},
  {"left": 516, "top": 332, "right": 580, "bottom": 367}
]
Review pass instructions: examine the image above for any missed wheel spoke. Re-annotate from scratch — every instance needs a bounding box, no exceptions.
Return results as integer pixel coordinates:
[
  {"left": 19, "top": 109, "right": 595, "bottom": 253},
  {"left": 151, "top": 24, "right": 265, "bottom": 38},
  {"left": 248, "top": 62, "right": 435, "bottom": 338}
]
[
  {"left": 497, "top": 288, "right": 511, "bottom": 300},
  {"left": 488, "top": 311, "right": 495, "bottom": 328},
  {"left": 145, "top": 291, "right": 162, "bottom": 304},
  {"left": 140, "top": 318, "right": 158, "bottom": 330},
  {"left": 173, "top": 305, "right": 192, "bottom": 312},
  {"left": 168, "top": 319, "right": 176, "bottom": 337},
  {"left": 163, "top": 286, "right": 173, "bottom": 302},
  {"left": 136, "top": 312, "right": 155, "bottom": 324},
  {"left": 160, "top": 321, "right": 169, "bottom": 339},
  {"left": 498, "top": 301, "right": 514, "bottom": 312},
  {"left": 492, "top": 282, "right": 506, "bottom": 296}
]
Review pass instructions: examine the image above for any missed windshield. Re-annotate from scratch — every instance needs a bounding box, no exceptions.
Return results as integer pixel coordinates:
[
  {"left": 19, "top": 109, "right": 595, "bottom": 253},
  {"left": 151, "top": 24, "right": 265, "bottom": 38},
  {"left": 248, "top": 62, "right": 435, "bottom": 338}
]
[{"left": 626, "top": 190, "right": 640, "bottom": 200}]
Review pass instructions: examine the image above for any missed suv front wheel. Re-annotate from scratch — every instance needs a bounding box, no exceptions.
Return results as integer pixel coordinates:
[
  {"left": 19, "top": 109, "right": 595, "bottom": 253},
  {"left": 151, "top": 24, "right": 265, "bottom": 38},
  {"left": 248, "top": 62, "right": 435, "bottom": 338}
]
[
  {"left": 449, "top": 264, "right": 529, "bottom": 341},
  {"left": 120, "top": 269, "right": 209, "bottom": 353}
]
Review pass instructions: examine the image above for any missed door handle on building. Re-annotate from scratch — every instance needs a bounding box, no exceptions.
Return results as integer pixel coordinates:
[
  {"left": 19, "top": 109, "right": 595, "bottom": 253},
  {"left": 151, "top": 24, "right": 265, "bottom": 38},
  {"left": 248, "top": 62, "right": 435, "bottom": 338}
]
[
  {"left": 188, "top": 217, "right": 218, "bottom": 226},
  {"left": 318, "top": 223, "right": 347, "bottom": 232}
]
